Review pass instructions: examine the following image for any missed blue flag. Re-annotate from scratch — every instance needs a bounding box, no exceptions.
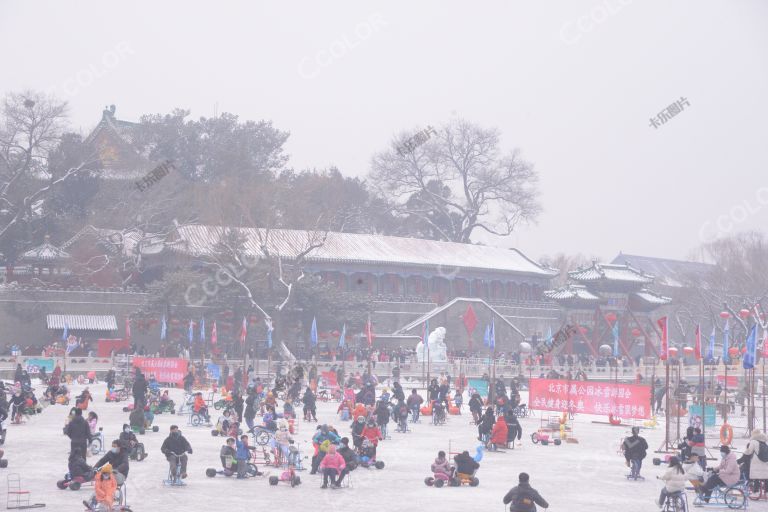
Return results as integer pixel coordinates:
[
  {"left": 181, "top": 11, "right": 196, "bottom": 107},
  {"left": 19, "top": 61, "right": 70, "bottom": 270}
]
[
  {"left": 744, "top": 325, "right": 758, "bottom": 370},
  {"left": 489, "top": 317, "right": 496, "bottom": 350},
  {"left": 483, "top": 324, "right": 490, "bottom": 347},
  {"left": 188, "top": 320, "right": 194, "bottom": 345},
  {"left": 310, "top": 317, "right": 318, "bottom": 347},
  {"left": 62, "top": 323, "right": 69, "bottom": 341},
  {"left": 612, "top": 322, "right": 620, "bottom": 357},
  {"left": 545, "top": 326, "right": 553, "bottom": 348},
  {"left": 722, "top": 319, "right": 730, "bottom": 363},
  {"left": 160, "top": 315, "right": 167, "bottom": 341},
  {"left": 338, "top": 324, "right": 346, "bottom": 349},
  {"left": 707, "top": 326, "right": 715, "bottom": 361},
  {"left": 199, "top": 317, "right": 206, "bottom": 344},
  {"left": 266, "top": 318, "right": 274, "bottom": 349}
]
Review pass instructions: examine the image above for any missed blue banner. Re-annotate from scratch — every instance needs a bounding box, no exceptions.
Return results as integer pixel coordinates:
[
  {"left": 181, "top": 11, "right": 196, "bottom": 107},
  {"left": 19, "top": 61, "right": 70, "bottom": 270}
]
[
  {"left": 206, "top": 363, "right": 221, "bottom": 381},
  {"left": 688, "top": 404, "right": 716, "bottom": 427},
  {"left": 26, "top": 358, "right": 54, "bottom": 374},
  {"left": 468, "top": 378, "right": 489, "bottom": 398}
]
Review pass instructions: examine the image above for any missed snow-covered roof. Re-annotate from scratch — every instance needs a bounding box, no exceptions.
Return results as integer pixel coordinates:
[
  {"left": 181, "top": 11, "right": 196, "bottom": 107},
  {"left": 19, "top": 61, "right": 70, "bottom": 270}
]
[
  {"left": 633, "top": 290, "right": 672, "bottom": 306},
  {"left": 167, "top": 225, "right": 558, "bottom": 278},
  {"left": 46, "top": 314, "right": 117, "bottom": 331},
  {"left": 611, "top": 253, "right": 715, "bottom": 288},
  {"left": 569, "top": 262, "right": 653, "bottom": 284},
  {"left": 19, "top": 239, "right": 70, "bottom": 263},
  {"left": 543, "top": 284, "right": 601, "bottom": 302}
]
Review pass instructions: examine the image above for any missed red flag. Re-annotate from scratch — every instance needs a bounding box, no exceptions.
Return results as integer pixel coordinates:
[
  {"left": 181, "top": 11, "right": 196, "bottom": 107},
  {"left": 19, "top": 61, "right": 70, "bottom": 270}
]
[
  {"left": 126, "top": 316, "right": 131, "bottom": 341},
  {"left": 239, "top": 316, "right": 247, "bottom": 346},
  {"left": 657, "top": 316, "right": 668, "bottom": 361},
  {"left": 694, "top": 324, "right": 702, "bottom": 360},
  {"left": 462, "top": 305, "right": 478, "bottom": 335},
  {"left": 365, "top": 315, "right": 374, "bottom": 347},
  {"left": 211, "top": 322, "right": 217, "bottom": 345}
]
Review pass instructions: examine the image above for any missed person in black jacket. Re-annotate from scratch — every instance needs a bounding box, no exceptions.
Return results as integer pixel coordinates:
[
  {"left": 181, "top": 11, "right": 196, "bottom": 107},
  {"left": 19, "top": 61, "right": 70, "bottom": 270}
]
[
  {"left": 302, "top": 387, "right": 317, "bottom": 421},
  {"left": 622, "top": 426, "right": 649, "bottom": 479},
  {"left": 454, "top": 450, "right": 479, "bottom": 476},
  {"left": 119, "top": 424, "right": 146, "bottom": 461},
  {"left": 244, "top": 389, "right": 257, "bottom": 431},
  {"left": 232, "top": 392, "right": 244, "bottom": 423},
  {"left": 468, "top": 393, "right": 484, "bottom": 424},
  {"left": 392, "top": 381, "right": 405, "bottom": 402},
  {"left": 337, "top": 437, "right": 358, "bottom": 485},
  {"left": 428, "top": 380, "right": 440, "bottom": 402},
  {"left": 68, "top": 451, "right": 94, "bottom": 483},
  {"left": 94, "top": 440, "right": 130, "bottom": 484},
  {"left": 65, "top": 408, "right": 91, "bottom": 458},
  {"left": 505, "top": 411, "right": 523, "bottom": 447},
  {"left": 160, "top": 425, "right": 192, "bottom": 479},
  {"left": 13, "top": 364, "right": 23, "bottom": 384},
  {"left": 132, "top": 371, "right": 147, "bottom": 409},
  {"left": 503, "top": 472, "right": 549, "bottom": 511},
  {"left": 478, "top": 407, "right": 496, "bottom": 440}
]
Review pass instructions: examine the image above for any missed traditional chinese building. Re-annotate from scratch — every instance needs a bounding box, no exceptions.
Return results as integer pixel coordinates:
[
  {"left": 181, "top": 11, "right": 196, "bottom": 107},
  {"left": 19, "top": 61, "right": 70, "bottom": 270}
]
[{"left": 544, "top": 262, "right": 672, "bottom": 357}]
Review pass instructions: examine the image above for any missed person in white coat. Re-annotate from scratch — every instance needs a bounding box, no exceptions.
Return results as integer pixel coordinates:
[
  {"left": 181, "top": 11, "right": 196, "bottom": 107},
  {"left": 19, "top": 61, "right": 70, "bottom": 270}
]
[
  {"left": 656, "top": 456, "right": 688, "bottom": 508},
  {"left": 743, "top": 429, "right": 768, "bottom": 491}
]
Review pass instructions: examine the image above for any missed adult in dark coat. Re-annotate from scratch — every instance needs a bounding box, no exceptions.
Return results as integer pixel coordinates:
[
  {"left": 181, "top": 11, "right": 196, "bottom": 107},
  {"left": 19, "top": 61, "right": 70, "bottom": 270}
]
[
  {"left": 132, "top": 371, "right": 147, "bottom": 408},
  {"left": 503, "top": 472, "right": 549, "bottom": 512},
  {"left": 478, "top": 407, "right": 496, "bottom": 439},
  {"left": 95, "top": 439, "right": 130, "bottom": 484},
  {"left": 65, "top": 408, "right": 91, "bottom": 458}
]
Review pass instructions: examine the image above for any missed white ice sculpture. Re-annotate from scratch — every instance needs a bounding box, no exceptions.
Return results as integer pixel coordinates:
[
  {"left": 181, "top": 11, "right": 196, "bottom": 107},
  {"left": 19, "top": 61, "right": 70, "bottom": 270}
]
[{"left": 416, "top": 326, "right": 449, "bottom": 363}]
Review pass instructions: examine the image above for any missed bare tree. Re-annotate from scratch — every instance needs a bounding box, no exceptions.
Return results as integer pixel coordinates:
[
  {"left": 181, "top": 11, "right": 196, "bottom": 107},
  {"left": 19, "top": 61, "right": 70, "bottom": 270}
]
[
  {"left": 198, "top": 223, "right": 329, "bottom": 322},
  {"left": 540, "top": 252, "right": 596, "bottom": 287},
  {"left": 370, "top": 118, "right": 540, "bottom": 243},
  {"left": 0, "top": 91, "right": 96, "bottom": 250}
]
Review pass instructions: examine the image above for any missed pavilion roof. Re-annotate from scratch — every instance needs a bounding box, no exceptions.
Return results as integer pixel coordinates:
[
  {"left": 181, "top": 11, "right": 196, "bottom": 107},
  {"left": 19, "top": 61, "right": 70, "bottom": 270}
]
[
  {"left": 632, "top": 289, "right": 672, "bottom": 306},
  {"left": 543, "top": 284, "right": 601, "bottom": 302},
  {"left": 569, "top": 262, "right": 654, "bottom": 284}
]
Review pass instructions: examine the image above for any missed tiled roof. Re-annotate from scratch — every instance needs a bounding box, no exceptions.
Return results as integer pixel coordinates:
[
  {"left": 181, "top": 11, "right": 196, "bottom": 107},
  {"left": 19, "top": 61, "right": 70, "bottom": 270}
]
[
  {"left": 167, "top": 225, "right": 559, "bottom": 278},
  {"left": 633, "top": 290, "right": 672, "bottom": 305},
  {"left": 543, "top": 284, "right": 601, "bottom": 302},
  {"left": 46, "top": 314, "right": 118, "bottom": 331},
  {"left": 569, "top": 262, "right": 653, "bottom": 284},
  {"left": 611, "top": 253, "right": 715, "bottom": 288}
]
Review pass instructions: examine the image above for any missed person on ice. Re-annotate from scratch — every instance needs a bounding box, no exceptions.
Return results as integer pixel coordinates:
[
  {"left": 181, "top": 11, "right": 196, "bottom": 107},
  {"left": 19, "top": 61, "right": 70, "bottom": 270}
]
[
  {"left": 83, "top": 463, "right": 117, "bottom": 512},
  {"left": 622, "top": 426, "right": 649, "bottom": 479},
  {"left": 655, "top": 456, "right": 688, "bottom": 508},
  {"left": 503, "top": 472, "right": 549, "bottom": 512},
  {"left": 160, "top": 425, "right": 193, "bottom": 480},
  {"left": 701, "top": 445, "right": 740, "bottom": 502},
  {"left": 319, "top": 444, "right": 346, "bottom": 489}
]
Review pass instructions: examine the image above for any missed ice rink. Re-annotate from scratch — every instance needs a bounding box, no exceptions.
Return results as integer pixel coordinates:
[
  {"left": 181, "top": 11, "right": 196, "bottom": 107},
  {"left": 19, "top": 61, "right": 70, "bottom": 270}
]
[{"left": 1, "top": 381, "right": 740, "bottom": 511}]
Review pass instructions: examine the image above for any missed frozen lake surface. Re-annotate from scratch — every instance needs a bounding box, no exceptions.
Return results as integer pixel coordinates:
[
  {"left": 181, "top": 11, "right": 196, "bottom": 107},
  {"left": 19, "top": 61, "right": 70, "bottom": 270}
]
[{"left": 2, "top": 381, "right": 750, "bottom": 512}]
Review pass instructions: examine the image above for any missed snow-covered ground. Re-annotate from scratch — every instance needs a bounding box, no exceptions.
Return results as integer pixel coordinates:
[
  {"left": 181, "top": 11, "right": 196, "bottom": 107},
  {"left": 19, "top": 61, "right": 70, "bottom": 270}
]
[{"left": 2, "top": 381, "right": 752, "bottom": 512}]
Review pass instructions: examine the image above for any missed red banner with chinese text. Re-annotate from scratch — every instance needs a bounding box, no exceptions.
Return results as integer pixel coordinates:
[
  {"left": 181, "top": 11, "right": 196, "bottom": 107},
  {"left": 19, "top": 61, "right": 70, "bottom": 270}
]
[
  {"left": 528, "top": 379, "right": 651, "bottom": 419},
  {"left": 132, "top": 357, "right": 188, "bottom": 387}
]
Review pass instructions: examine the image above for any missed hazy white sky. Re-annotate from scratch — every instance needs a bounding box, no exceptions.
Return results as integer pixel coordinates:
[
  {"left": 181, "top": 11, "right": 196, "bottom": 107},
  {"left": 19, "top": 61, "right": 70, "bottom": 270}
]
[{"left": 2, "top": 0, "right": 767, "bottom": 262}]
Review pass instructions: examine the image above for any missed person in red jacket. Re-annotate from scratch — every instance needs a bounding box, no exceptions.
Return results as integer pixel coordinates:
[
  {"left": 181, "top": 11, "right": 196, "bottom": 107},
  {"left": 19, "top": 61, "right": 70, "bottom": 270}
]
[
  {"left": 490, "top": 414, "right": 509, "bottom": 449},
  {"left": 361, "top": 419, "right": 383, "bottom": 460},
  {"left": 319, "top": 444, "right": 346, "bottom": 489}
]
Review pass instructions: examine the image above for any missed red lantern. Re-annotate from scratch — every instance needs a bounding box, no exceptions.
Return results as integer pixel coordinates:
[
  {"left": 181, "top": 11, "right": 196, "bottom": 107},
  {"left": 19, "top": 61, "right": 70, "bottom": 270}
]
[
  {"left": 728, "top": 346, "right": 739, "bottom": 358},
  {"left": 720, "top": 311, "right": 730, "bottom": 319},
  {"left": 683, "top": 346, "right": 694, "bottom": 356},
  {"left": 332, "top": 330, "right": 340, "bottom": 337},
  {"left": 605, "top": 312, "right": 617, "bottom": 323},
  {"left": 668, "top": 347, "right": 679, "bottom": 357},
  {"left": 631, "top": 328, "right": 642, "bottom": 337},
  {"left": 739, "top": 309, "right": 751, "bottom": 319},
  {"left": 579, "top": 326, "right": 589, "bottom": 334}
]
